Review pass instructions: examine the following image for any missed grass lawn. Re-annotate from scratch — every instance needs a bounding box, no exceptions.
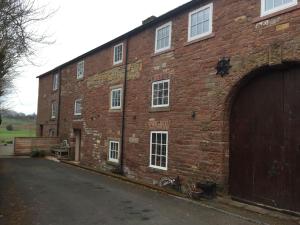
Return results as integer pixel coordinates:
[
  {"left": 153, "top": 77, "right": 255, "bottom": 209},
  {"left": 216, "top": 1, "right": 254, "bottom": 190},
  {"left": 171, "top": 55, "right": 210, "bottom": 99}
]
[{"left": 0, "top": 117, "right": 36, "bottom": 143}]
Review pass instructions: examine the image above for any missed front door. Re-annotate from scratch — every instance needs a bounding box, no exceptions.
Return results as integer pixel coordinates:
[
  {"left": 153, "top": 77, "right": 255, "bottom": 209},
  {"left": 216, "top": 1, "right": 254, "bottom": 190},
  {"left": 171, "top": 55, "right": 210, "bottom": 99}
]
[
  {"left": 74, "top": 130, "right": 81, "bottom": 162},
  {"left": 230, "top": 67, "right": 300, "bottom": 212}
]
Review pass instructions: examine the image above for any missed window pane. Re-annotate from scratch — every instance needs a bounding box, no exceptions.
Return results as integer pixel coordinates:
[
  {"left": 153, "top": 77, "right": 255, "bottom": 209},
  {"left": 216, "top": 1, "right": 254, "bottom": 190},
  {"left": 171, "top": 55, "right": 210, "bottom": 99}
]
[
  {"left": 163, "top": 89, "right": 168, "bottom": 96},
  {"left": 159, "top": 83, "right": 163, "bottom": 90},
  {"left": 152, "top": 133, "right": 157, "bottom": 143},
  {"left": 156, "top": 156, "right": 161, "bottom": 167},
  {"left": 151, "top": 155, "right": 156, "bottom": 165},
  {"left": 163, "top": 97, "right": 168, "bottom": 105},
  {"left": 157, "top": 133, "right": 161, "bottom": 143},
  {"left": 274, "top": 0, "right": 282, "bottom": 7},
  {"left": 190, "top": 6, "right": 211, "bottom": 38},
  {"left": 203, "top": 20, "right": 209, "bottom": 33},
  {"left": 162, "top": 145, "right": 166, "bottom": 156},
  {"left": 157, "top": 144, "right": 161, "bottom": 155},
  {"left": 265, "top": 0, "right": 294, "bottom": 11},
  {"left": 150, "top": 132, "right": 168, "bottom": 168},
  {"left": 156, "top": 24, "right": 171, "bottom": 51},
  {"left": 191, "top": 13, "right": 197, "bottom": 26},
  {"left": 161, "top": 157, "right": 166, "bottom": 167},
  {"left": 158, "top": 98, "right": 163, "bottom": 105},
  {"left": 150, "top": 144, "right": 156, "bottom": 155},
  {"left": 163, "top": 82, "right": 168, "bottom": 89},
  {"left": 158, "top": 90, "right": 163, "bottom": 98},
  {"left": 162, "top": 134, "right": 167, "bottom": 144},
  {"left": 152, "top": 80, "right": 169, "bottom": 107},
  {"left": 191, "top": 26, "right": 197, "bottom": 37},
  {"left": 114, "top": 45, "right": 123, "bottom": 63}
]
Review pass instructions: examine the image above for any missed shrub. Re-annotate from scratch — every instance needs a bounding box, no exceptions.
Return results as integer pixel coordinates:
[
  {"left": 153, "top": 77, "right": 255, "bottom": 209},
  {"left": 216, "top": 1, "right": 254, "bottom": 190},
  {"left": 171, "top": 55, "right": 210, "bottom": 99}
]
[
  {"left": 6, "top": 140, "right": 13, "bottom": 144},
  {"left": 30, "top": 150, "right": 40, "bottom": 158},
  {"left": 39, "top": 150, "right": 46, "bottom": 157},
  {"left": 6, "top": 124, "right": 13, "bottom": 131},
  {"left": 30, "top": 149, "right": 47, "bottom": 158}
]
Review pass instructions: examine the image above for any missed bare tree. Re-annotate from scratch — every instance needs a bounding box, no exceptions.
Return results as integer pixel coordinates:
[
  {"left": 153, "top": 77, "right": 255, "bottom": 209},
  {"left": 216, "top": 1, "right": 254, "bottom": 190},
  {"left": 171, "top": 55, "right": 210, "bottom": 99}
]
[{"left": 0, "top": 0, "right": 52, "bottom": 124}]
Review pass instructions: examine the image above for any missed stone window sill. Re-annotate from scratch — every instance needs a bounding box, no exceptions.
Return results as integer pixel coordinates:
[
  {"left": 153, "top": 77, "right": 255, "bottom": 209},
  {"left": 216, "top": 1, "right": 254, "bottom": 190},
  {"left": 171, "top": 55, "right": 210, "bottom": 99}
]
[
  {"left": 107, "top": 160, "right": 119, "bottom": 166},
  {"left": 151, "top": 48, "right": 175, "bottom": 58},
  {"left": 109, "top": 108, "right": 122, "bottom": 113},
  {"left": 184, "top": 33, "right": 215, "bottom": 47},
  {"left": 77, "top": 77, "right": 84, "bottom": 82},
  {"left": 112, "top": 62, "right": 124, "bottom": 68},
  {"left": 149, "top": 106, "right": 170, "bottom": 113}
]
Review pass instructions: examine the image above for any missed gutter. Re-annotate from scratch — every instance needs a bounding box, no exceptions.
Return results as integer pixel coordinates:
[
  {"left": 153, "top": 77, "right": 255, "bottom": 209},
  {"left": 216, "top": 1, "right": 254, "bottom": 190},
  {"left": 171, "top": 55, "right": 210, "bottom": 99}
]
[{"left": 119, "top": 39, "right": 129, "bottom": 174}]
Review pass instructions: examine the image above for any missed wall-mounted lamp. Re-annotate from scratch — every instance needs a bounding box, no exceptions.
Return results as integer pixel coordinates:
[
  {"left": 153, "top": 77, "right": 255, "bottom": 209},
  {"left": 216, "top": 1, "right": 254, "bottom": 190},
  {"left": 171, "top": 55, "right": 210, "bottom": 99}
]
[{"left": 216, "top": 57, "right": 231, "bottom": 77}]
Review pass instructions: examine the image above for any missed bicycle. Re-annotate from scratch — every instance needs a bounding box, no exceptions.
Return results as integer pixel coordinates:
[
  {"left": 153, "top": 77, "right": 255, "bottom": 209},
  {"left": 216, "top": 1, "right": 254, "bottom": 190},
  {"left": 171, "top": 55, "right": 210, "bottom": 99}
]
[{"left": 159, "top": 176, "right": 181, "bottom": 192}]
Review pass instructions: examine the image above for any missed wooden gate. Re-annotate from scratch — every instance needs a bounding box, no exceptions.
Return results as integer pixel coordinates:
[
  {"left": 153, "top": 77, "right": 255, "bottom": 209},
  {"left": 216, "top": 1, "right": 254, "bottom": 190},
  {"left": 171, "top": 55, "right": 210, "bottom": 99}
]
[{"left": 230, "top": 67, "right": 300, "bottom": 213}]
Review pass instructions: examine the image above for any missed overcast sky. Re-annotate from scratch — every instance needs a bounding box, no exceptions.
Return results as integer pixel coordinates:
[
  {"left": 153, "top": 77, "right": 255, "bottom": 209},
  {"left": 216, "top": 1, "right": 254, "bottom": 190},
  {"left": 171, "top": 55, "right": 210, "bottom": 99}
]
[{"left": 8, "top": 0, "right": 190, "bottom": 114}]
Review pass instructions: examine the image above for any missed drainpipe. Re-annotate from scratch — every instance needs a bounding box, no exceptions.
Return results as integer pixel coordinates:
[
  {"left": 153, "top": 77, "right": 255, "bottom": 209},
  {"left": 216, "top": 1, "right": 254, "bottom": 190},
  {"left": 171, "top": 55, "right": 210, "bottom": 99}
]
[
  {"left": 120, "top": 39, "right": 129, "bottom": 174},
  {"left": 56, "top": 68, "right": 62, "bottom": 137}
]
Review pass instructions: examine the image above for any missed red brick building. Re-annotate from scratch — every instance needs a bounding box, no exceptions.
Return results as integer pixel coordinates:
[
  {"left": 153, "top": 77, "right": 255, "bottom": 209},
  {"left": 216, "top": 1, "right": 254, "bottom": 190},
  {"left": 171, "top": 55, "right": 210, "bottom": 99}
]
[{"left": 37, "top": 0, "right": 300, "bottom": 213}]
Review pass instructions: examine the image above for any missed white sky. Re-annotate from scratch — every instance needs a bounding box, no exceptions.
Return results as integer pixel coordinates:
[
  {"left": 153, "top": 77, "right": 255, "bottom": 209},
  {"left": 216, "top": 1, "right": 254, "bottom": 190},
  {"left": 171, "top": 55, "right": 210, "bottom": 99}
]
[{"left": 8, "top": 0, "right": 190, "bottom": 115}]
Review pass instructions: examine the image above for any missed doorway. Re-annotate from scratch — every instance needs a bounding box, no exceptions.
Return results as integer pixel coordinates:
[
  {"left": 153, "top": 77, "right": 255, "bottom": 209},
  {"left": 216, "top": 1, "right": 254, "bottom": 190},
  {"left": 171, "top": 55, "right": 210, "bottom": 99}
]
[
  {"left": 74, "top": 129, "right": 81, "bottom": 162},
  {"left": 230, "top": 66, "right": 300, "bottom": 212}
]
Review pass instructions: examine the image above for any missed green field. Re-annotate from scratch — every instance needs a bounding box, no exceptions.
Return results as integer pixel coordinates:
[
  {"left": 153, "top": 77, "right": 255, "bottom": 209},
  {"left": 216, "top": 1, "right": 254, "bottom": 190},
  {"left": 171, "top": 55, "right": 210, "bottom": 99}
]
[{"left": 0, "top": 117, "right": 36, "bottom": 143}]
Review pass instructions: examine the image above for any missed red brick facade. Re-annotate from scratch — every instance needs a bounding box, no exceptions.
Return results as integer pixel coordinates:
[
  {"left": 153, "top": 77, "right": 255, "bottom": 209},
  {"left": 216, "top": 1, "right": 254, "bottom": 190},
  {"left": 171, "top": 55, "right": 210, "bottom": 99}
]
[{"left": 37, "top": 0, "right": 300, "bottom": 192}]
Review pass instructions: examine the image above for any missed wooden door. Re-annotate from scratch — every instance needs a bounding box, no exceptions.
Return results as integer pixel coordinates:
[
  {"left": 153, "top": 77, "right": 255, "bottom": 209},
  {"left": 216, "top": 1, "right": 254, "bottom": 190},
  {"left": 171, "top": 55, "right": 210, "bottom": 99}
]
[
  {"left": 230, "top": 67, "right": 300, "bottom": 212},
  {"left": 74, "top": 130, "right": 81, "bottom": 162}
]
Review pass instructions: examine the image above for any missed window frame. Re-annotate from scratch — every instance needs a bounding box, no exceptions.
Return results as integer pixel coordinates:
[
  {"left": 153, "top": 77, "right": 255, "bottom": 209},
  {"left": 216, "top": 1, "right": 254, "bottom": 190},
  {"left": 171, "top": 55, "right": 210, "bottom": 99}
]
[
  {"left": 74, "top": 98, "right": 82, "bottom": 116},
  {"left": 53, "top": 73, "right": 59, "bottom": 91},
  {"left": 155, "top": 21, "right": 172, "bottom": 53},
  {"left": 110, "top": 88, "right": 122, "bottom": 110},
  {"left": 151, "top": 79, "right": 170, "bottom": 108},
  {"left": 113, "top": 43, "right": 123, "bottom": 65},
  {"left": 77, "top": 61, "right": 85, "bottom": 79},
  {"left": 261, "top": 0, "right": 297, "bottom": 16},
  {"left": 149, "top": 131, "right": 168, "bottom": 170},
  {"left": 188, "top": 3, "right": 213, "bottom": 42},
  {"left": 108, "top": 140, "right": 120, "bottom": 163},
  {"left": 51, "top": 102, "right": 57, "bottom": 119}
]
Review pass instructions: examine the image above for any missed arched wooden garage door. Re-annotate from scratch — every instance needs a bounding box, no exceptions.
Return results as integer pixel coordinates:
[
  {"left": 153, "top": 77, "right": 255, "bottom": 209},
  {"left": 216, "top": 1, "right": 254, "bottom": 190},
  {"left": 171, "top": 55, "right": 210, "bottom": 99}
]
[{"left": 230, "top": 67, "right": 300, "bottom": 213}]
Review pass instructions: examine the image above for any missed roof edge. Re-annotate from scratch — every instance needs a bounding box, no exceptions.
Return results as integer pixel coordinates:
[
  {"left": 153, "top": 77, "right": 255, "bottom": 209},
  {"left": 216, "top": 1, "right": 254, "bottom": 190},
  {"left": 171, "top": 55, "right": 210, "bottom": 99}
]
[{"left": 37, "top": 0, "right": 203, "bottom": 78}]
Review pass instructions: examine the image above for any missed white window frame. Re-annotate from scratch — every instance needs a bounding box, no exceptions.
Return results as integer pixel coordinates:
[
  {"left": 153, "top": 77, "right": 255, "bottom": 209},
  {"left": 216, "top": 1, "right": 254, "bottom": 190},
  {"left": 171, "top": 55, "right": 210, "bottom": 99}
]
[
  {"left": 53, "top": 73, "right": 59, "bottom": 91},
  {"left": 110, "top": 88, "right": 122, "bottom": 110},
  {"left": 108, "top": 141, "right": 120, "bottom": 163},
  {"left": 51, "top": 102, "right": 57, "bottom": 119},
  {"left": 113, "top": 43, "right": 123, "bottom": 65},
  {"left": 152, "top": 79, "right": 170, "bottom": 108},
  {"left": 155, "top": 21, "right": 172, "bottom": 53},
  {"left": 188, "top": 3, "right": 213, "bottom": 42},
  {"left": 77, "top": 61, "right": 84, "bottom": 79},
  {"left": 149, "top": 131, "right": 168, "bottom": 170},
  {"left": 261, "top": 0, "right": 297, "bottom": 16},
  {"left": 74, "top": 99, "right": 82, "bottom": 116}
]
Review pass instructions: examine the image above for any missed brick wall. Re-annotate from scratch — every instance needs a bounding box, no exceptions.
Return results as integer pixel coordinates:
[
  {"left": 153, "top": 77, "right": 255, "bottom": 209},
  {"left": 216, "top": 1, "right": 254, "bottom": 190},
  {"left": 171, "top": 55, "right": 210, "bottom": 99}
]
[
  {"left": 36, "top": 0, "right": 300, "bottom": 189},
  {"left": 36, "top": 74, "right": 59, "bottom": 137}
]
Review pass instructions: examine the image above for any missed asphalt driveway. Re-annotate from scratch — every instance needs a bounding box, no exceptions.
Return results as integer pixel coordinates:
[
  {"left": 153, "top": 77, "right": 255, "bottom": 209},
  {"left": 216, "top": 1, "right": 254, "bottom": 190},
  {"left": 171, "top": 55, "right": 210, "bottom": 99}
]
[{"left": 0, "top": 158, "right": 275, "bottom": 225}]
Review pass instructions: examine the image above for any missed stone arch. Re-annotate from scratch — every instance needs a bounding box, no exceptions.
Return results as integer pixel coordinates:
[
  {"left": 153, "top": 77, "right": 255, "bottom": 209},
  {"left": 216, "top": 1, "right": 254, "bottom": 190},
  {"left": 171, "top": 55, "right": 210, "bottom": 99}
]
[
  {"left": 223, "top": 60, "right": 300, "bottom": 212},
  {"left": 221, "top": 58, "right": 300, "bottom": 190}
]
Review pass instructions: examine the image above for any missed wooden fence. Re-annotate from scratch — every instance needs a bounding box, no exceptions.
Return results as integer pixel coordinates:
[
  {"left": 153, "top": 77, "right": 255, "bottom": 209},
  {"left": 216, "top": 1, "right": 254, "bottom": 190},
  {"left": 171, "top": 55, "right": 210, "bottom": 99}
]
[{"left": 14, "top": 137, "right": 60, "bottom": 156}]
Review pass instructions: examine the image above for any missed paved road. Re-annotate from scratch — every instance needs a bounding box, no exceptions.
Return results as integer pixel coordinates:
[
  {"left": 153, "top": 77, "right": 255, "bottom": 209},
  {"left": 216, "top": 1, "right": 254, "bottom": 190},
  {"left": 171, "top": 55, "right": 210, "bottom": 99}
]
[{"left": 0, "top": 159, "right": 262, "bottom": 225}]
